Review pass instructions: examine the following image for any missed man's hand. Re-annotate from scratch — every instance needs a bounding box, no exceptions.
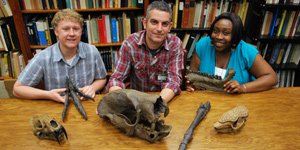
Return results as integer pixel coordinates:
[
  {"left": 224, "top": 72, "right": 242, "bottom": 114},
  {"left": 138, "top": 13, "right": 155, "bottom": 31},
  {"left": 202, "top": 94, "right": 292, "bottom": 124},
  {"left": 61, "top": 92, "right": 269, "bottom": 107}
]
[
  {"left": 49, "top": 88, "right": 66, "bottom": 103},
  {"left": 79, "top": 85, "right": 96, "bottom": 100}
]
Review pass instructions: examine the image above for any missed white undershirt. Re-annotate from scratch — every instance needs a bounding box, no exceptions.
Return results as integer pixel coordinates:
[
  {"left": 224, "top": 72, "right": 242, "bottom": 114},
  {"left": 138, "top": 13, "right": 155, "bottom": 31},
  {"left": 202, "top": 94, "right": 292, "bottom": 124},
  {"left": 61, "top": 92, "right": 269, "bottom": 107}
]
[
  {"left": 65, "top": 55, "right": 76, "bottom": 65},
  {"left": 215, "top": 67, "right": 227, "bottom": 79}
]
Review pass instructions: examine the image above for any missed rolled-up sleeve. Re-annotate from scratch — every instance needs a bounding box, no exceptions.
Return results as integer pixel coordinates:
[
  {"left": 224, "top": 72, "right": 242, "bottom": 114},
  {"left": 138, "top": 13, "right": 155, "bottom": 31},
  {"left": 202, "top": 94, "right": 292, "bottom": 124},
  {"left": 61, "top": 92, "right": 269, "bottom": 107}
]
[
  {"left": 162, "top": 39, "right": 184, "bottom": 95},
  {"left": 106, "top": 42, "right": 131, "bottom": 89}
]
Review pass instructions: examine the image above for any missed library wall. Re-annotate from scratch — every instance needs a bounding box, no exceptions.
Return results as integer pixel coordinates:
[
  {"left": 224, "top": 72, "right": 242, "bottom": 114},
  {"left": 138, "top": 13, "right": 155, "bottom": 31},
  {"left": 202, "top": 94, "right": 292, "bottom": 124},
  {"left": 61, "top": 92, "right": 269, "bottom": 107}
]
[{"left": 2, "top": 0, "right": 300, "bottom": 88}]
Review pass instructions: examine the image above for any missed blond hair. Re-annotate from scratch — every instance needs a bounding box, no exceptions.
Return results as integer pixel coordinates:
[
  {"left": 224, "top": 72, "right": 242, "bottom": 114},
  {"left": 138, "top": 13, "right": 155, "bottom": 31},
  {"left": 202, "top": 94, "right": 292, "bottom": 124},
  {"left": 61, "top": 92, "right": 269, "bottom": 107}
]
[{"left": 51, "top": 9, "right": 83, "bottom": 30}]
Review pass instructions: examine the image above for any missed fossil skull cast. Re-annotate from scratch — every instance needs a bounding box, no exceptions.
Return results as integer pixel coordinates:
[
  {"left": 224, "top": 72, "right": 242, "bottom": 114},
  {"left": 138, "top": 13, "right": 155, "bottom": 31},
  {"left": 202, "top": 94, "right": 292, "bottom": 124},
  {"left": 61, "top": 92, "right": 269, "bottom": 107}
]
[
  {"left": 213, "top": 105, "right": 249, "bottom": 133},
  {"left": 98, "top": 89, "right": 171, "bottom": 143},
  {"left": 30, "top": 114, "right": 68, "bottom": 144},
  {"left": 186, "top": 68, "right": 236, "bottom": 92}
]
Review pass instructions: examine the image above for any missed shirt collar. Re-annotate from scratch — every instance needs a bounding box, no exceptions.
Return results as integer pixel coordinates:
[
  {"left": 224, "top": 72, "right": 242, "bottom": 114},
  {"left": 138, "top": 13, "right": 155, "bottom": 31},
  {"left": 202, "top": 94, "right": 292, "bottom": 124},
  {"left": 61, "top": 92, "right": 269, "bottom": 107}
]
[
  {"left": 137, "top": 30, "right": 170, "bottom": 51},
  {"left": 52, "top": 42, "right": 86, "bottom": 62}
]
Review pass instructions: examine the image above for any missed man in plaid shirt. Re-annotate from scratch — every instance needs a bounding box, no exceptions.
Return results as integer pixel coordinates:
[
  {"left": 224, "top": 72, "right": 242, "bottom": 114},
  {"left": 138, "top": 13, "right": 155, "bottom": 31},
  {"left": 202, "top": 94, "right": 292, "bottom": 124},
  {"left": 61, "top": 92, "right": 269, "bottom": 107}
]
[{"left": 106, "top": 1, "right": 184, "bottom": 103}]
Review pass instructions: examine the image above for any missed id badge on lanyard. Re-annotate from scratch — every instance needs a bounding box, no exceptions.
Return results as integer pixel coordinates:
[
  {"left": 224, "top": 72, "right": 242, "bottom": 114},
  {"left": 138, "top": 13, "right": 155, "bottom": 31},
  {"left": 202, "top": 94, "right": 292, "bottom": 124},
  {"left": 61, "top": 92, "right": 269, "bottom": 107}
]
[{"left": 158, "top": 64, "right": 167, "bottom": 82}]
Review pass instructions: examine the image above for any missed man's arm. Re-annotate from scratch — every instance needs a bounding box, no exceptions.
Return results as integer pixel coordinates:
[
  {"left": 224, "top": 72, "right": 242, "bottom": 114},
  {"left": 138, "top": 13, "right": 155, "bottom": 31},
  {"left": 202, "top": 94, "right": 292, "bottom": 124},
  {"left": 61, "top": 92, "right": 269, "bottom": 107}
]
[
  {"left": 106, "top": 41, "right": 131, "bottom": 92},
  {"left": 13, "top": 81, "right": 66, "bottom": 103},
  {"left": 80, "top": 78, "right": 107, "bottom": 98},
  {"left": 160, "top": 88, "right": 175, "bottom": 103},
  {"left": 161, "top": 37, "right": 185, "bottom": 102}
]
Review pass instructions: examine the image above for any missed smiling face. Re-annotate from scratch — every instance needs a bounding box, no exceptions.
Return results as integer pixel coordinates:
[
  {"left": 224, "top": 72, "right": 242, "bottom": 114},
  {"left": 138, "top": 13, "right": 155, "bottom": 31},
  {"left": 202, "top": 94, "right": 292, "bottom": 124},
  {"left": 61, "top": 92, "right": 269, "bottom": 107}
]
[
  {"left": 143, "top": 9, "right": 172, "bottom": 49},
  {"left": 54, "top": 20, "right": 82, "bottom": 52},
  {"left": 211, "top": 19, "right": 233, "bottom": 53}
]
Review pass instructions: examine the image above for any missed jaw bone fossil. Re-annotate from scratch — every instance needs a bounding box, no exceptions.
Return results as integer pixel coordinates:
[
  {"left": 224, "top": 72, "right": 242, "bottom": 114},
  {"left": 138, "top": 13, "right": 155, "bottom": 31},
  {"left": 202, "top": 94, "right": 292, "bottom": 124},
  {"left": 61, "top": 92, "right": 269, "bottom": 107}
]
[
  {"left": 186, "top": 68, "right": 236, "bottom": 92},
  {"left": 62, "top": 77, "right": 94, "bottom": 121}
]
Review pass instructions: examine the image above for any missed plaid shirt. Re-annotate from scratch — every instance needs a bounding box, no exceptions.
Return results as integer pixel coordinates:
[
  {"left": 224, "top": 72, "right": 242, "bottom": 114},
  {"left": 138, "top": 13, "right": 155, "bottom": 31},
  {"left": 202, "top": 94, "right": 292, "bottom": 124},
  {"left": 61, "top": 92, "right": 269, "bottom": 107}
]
[
  {"left": 107, "top": 30, "right": 184, "bottom": 94},
  {"left": 18, "top": 42, "right": 107, "bottom": 90}
]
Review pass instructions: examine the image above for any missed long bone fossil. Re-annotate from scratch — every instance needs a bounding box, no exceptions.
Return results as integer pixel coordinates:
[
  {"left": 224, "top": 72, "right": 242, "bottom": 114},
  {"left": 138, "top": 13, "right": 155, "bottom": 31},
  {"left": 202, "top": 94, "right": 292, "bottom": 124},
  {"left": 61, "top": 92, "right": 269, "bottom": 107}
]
[
  {"left": 186, "top": 68, "right": 236, "bottom": 92},
  {"left": 62, "top": 77, "right": 94, "bottom": 121}
]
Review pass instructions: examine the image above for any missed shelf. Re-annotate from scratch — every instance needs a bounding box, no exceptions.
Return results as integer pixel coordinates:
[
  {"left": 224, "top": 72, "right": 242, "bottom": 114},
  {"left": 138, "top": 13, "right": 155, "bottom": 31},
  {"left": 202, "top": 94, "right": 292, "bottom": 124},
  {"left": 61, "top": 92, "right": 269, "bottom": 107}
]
[
  {"left": 256, "top": 36, "right": 300, "bottom": 43},
  {"left": 93, "top": 42, "right": 122, "bottom": 47},
  {"left": 260, "top": 3, "right": 300, "bottom": 10},
  {"left": 272, "top": 63, "right": 300, "bottom": 70},
  {"left": 171, "top": 28, "right": 210, "bottom": 32},
  {"left": 30, "top": 42, "right": 123, "bottom": 49},
  {"left": 22, "top": 7, "right": 144, "bottom": 14}
]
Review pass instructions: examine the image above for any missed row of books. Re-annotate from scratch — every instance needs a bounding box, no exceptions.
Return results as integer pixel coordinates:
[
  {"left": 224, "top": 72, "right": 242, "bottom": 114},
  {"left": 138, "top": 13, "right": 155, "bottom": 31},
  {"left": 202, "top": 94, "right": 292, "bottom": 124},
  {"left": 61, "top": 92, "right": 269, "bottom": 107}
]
[
  {"left": 25, "top": 13, "right": 143, "bottom": 46},
  {"left": 258, "top": 42, "right": 300, "bottom": 67},
  {"left": 0, "top": 52, "right": 25, "bottom": 79},
  {"left": 265, "top": 0, "right": 300, "bottom": 4},
  {"left": 170, "top": 0, "right": 249, "bottom": 29},
  {"left": 260, "top": 10, "right": 300, "bottom": 37},
  {"left": 25, "top": 16, "right": 54, "bottom": 46},
  {"left": 95, "top": 47, "right": 118, "bottom": 73},
  {"left": 0, "top": 0, "right": 12, "bottom": 18},
  {"left": 275, "top": 70, "right": 296, "bottom": 87},
  {"left": 85, "top": 13, "right": 143, "bottom": 44},
  {"left": 20, "top": 0, "right": 144, "bottom": 10},
  {"left": 0, "top": 20, "right": 20, "bottom": 51},
  {"left": 173, "top": 32, "right": 208, "bottom": 66}
]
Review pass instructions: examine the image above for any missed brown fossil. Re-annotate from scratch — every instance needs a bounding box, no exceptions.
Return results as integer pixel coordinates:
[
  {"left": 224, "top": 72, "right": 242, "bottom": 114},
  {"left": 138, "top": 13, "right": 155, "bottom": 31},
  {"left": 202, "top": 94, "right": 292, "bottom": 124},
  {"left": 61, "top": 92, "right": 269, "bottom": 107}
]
[
  {"left": 30, "top": 114, "right": 68, "bottom": 144},
  {"left": 186, "top": 68, "right": 236, "bottom": 92},
  {"left": 62, "top": 77, "right": 94, "bottom": 121},
  {"left": 98, "top": 89, "right": 171, "bottom": 143}
]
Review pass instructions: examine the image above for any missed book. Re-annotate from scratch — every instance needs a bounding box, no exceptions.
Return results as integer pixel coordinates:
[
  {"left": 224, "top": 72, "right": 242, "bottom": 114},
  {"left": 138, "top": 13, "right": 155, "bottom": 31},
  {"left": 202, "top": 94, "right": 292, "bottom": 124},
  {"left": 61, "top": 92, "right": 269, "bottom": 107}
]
[
  {"left": 181, "top": 0, "right": 190, "bottom": 28},
  {"left": 137, "top": 0, "right": 144, "bottom": 8},
  {"left": 0, "top": 26, "right": 8, "bottom": 51},
  {"left": 182, "top": 33, "right": 190, "bottom": 49},
  {"left": 286, "top": 70, "right": 291, "bottom": 87},
  {"left": 276, "top": 10, "right": 286, "bottom": 36},
  {"left": 177, "top": 0, "right": 184, "bottom": 28},
  {"left": 187, "top": 34, "right": 201, "bottom": 59},
  {"left": 172, "top": 0, "right": 179, "bottom": 29},
  {"left": 193, "top": 0, "right": 202, "bottom": 28},
  {"left": 0, "top": 23, "right": 12, "bottom": 51},
  {"left": 279, "top": 70, "right": 286, "bottom": 87},
  {"left": 262, "top": 11, "right": 273, "bottom": 36},
  {"left": 12, "top": 52, "right": 21, "bottom": 78},
  {"left": 292, "top": 12, "right": 300, "bottom": 37},
  {"left": 291, "top": 70, "right": 295, "bottom": 87},
  {"left": 269, "top": 43, "right": 281, "bottom": 64},
  {"left": 275, "top": 43, "right": 286, "bottom": 65},
  {"left": 285, "top": 11, "right": 297, "bottom": 36},
  {"left": 279, "top": 11, "right": 291, "bottom": 36},
  {"left": 0, "top": 0, "right": 12, "bottom": 17},
  {"left": 111, "top": 18, "right": 118, "bottom": 43},
  {"left": 269, "top": 9, "right": 279, "bottom": 36},
  {"left": 188, "top": 0, "right": 195, "bottom": 28},
  {"left": 288, "top": 44, "right": 300, "bottom": 65},
  {"left": 282, "top": 43, "right": 292, "bottom": 65},
  {"left": 35, "top": 19, "right": 47, "bottom": 46}
]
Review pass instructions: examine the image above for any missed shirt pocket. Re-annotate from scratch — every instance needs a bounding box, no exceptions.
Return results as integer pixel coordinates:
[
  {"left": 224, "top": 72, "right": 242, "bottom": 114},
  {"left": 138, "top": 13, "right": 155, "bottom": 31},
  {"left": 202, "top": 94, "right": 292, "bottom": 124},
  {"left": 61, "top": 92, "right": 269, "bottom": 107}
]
[{"left": 134, "top": 61, "right": 146, "bottom": 80}]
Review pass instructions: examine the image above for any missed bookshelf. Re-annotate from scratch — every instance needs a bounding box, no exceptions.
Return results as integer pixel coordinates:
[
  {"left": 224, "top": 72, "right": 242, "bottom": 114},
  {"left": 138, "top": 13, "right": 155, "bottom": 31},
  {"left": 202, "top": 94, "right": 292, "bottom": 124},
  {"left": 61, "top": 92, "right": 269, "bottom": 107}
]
[
  {"left": 6, "top": 0, "right": 300, "bottom": 87},
  {"left": 8, "top": 0, "right": 150, "bottom": 74},
  {"left": 246, "top": 0, "right": 300, "bottom": 87}
]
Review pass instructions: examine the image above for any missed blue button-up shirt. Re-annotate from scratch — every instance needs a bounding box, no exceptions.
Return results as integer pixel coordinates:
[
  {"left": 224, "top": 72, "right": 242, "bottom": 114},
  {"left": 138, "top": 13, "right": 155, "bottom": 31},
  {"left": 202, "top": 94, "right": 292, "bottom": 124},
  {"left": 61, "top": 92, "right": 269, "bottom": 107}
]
[{"left": 18, "top": 42, "right": 107, "bottom": 90}]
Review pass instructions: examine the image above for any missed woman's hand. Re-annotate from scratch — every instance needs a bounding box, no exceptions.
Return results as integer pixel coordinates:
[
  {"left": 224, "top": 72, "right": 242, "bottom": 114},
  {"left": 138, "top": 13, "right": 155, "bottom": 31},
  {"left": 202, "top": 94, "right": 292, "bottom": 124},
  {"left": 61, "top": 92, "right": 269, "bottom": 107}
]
[{"left": 223, "top": 80, "right": 246, "bottom": 94}]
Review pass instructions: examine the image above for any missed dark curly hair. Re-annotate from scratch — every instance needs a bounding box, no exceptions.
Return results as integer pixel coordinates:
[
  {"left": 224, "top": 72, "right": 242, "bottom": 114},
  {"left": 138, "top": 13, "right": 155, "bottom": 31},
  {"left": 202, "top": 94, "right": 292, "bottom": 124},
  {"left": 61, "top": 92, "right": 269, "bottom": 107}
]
[{"left": 209, "top": 12, "right": 245, "bottom": 49}]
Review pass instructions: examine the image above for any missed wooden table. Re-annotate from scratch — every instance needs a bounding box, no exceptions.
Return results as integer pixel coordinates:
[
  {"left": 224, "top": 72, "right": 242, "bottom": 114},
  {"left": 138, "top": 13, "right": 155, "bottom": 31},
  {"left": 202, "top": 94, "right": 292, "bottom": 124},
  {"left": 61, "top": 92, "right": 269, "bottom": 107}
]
[{"left": 1, "top": 88, "right": 300, "bottom": 149}]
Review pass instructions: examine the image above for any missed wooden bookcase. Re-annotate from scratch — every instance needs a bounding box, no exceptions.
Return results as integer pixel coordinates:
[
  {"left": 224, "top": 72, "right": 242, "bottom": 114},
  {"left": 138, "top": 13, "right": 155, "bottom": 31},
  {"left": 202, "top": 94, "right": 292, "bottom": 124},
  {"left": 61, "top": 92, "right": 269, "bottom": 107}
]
[
  {"left": 8, "top": 0, "right": 150, "bottom": 64},
  {"left": 7, "top": 0, "right": 300, "bottom": 86},
  {"left": 246, "top": 1, "right": 300, "bottom": 86}
]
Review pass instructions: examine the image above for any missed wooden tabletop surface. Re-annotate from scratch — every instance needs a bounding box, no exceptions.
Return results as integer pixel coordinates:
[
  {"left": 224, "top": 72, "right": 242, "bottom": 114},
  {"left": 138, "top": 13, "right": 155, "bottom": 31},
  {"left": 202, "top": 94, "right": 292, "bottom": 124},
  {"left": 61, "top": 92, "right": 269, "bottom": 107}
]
[{"left": 1, "top": 87, "right": 300, "bottom": 150}]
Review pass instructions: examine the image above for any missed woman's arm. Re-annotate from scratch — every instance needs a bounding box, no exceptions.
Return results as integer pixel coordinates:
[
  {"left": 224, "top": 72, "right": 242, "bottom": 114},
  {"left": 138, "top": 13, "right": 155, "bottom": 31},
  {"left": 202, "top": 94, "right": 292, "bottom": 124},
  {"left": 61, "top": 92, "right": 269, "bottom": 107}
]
[{"left": 246, "top": 54, "right": 278, "bottom": 92}]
